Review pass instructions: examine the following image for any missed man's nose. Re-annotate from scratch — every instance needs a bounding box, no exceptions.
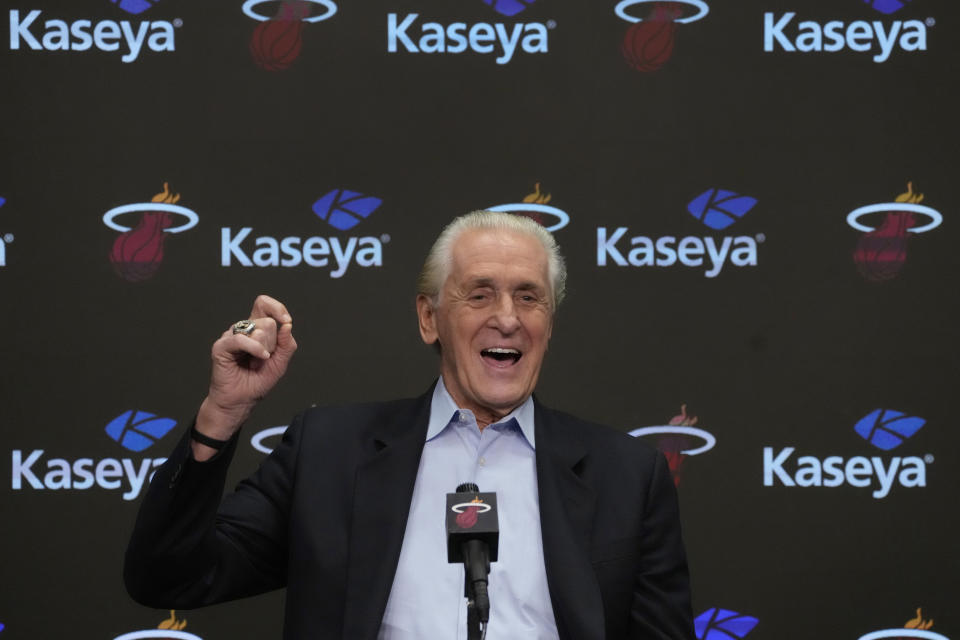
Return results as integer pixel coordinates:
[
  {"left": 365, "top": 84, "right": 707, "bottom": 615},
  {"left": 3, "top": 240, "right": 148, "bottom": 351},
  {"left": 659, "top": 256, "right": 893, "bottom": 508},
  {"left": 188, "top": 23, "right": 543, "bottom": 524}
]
[{"left": 490, "top": 294, "right": 521, "bottom": 332}]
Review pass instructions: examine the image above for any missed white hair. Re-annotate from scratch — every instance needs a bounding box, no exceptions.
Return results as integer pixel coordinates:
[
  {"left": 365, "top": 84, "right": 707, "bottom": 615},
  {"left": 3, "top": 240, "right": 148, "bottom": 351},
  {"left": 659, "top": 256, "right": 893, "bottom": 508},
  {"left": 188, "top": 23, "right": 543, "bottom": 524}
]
[{"left": 417, "top": 210, "right": 567, "bottom": 310}]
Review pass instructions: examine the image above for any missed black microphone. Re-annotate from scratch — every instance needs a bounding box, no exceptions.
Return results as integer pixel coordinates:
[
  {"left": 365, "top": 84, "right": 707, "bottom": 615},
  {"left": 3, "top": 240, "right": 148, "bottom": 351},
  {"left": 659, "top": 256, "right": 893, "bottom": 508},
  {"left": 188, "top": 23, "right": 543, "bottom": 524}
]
[{"left": 446, "top": 482, "right": 499, "bottom": 627}]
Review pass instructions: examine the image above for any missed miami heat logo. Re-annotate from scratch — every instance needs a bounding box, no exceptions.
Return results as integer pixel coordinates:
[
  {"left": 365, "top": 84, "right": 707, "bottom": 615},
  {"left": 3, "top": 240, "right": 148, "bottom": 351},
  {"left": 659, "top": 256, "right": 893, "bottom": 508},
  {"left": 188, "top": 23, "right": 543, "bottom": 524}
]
[
  {"left": 103, "top": 182, "right": 198, "bottom": 282},
  {"left": 615, "top": 0, "right": 709, "bottom": 72},
  {"left": 452, "top": 497, "right": 491, "bottom": 530},
  {"left": 629, "top": 404, "right": 716, "bottom": 487},
  {"left": 242, "top": 0, "right": 338, "bottom": 71},
  {"left": 486, "top": 183, "right": 571, "bottom": 231},
  {"left": 856, "top": 607, "right": 947, "bottom": 640},
  {"left": 847, "top": 182, "right": 942, "bottom": 282},
  {"left": 112, "top": 610, "right": 203, "bottom": 640}
]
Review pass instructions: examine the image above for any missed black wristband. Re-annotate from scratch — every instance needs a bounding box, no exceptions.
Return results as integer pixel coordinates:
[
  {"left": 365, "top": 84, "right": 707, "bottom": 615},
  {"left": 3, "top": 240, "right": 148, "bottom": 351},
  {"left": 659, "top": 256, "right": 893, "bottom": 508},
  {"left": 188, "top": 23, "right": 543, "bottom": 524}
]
[{"left": 190, "top": 424, "right": 233, "bottom": 450}]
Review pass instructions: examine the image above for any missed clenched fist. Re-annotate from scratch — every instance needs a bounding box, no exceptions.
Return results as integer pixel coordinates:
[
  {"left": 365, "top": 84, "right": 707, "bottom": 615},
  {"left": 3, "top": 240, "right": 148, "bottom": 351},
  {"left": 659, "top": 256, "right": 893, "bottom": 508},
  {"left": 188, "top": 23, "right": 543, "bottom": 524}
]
[{"left": 193, "top": 295, "right": 297, "bottom": 460}]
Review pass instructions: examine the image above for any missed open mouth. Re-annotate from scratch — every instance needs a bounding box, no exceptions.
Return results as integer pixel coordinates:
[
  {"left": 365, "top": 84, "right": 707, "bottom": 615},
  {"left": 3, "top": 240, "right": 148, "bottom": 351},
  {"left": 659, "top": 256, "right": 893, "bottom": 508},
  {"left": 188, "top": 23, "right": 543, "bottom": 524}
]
[{"left": 481, "top": 347, "right": 522, "bottom": 366}]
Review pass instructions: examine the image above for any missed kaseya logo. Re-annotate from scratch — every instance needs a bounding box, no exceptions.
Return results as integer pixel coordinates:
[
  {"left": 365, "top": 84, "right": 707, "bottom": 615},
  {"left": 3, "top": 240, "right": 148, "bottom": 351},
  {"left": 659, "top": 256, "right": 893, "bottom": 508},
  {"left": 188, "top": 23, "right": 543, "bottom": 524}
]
[
  {"left": 243, "top": 0, "right": 337, "bottom": 71},
  {"left": 865, "top": 0, "right": 914, "bottom": 14},
  {"left": 114, "top": 610, "right": 203, "bottom": 640},
  {"left": 221, "top": 188, "right": 387, "bottom": 277},
  {"left": 630, "top": 405, "right": 715, "bottom": 486},
  {"left": 11, "top": 410, "right": 175, "bottom": 501},
  {"left": 615, "top": 0, "right": 709, "bottom": 72},
  {"left": 764, "top": 408, "right": 932, "bottom": 499},
  {"left": 695, "top": 608, "right": 759, "bottom": 640},
  {"left": 764, "top": 0, "right": 932, "bottom": 63},
  {"left": 486, "top": 182, "right": 570, "bottom": 231},
  {"left": 848, "top": 181, "right": 941, "bottom": 282},
  {"left": 105, "top": 410, "right": 177, "bottom": 452},
  {"left": 483, "top": 1, "right": 536, "bottom": 17},
  {"left": 8, "top": 1, "right": 181, "bottom": 63},
  {"left": 103, "top": 182, "right": 198, "bottom": 282},
  {"left": 0, "top": 196, "right": 12, "bottom": 268},
  {"left": 387, "top": 0, "right": 553, "bottom": 65},
  {"left": 858, "top": 607, "right": 947, "bottom": 640},
  {"left": 598, "top": 187, "right": 763, "bottom": 277}
]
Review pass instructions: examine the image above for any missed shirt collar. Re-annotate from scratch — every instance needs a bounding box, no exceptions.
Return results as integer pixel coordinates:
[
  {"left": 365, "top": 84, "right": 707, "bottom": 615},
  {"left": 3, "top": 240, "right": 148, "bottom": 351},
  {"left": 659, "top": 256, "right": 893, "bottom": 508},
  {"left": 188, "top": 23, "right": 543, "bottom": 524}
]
[{"left": 427, "top": 377, "right": 537, "bottom": 449}]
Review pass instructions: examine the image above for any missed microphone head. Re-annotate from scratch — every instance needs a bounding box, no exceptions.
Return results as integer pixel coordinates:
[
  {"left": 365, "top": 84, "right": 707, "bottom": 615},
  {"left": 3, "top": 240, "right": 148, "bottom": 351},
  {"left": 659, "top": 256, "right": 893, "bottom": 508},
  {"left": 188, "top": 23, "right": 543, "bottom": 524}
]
[{"left": 446, "top": 486, "right": 499, "bottom": 564}]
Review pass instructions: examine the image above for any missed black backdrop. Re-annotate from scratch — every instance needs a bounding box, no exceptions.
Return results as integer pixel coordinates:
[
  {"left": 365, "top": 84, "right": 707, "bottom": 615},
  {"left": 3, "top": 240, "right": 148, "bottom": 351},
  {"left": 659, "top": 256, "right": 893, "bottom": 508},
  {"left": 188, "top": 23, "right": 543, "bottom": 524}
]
[{"left": 2, "top": 0, "right": 957, "bottom": 638}]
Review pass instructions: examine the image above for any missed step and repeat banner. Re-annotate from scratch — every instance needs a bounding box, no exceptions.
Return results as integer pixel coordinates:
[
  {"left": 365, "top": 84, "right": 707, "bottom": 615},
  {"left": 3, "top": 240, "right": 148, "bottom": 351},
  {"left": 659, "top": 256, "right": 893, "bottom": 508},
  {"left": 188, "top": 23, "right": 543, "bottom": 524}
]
[{"left": 1, "top": 0, "right": 957, "bottom": 638}]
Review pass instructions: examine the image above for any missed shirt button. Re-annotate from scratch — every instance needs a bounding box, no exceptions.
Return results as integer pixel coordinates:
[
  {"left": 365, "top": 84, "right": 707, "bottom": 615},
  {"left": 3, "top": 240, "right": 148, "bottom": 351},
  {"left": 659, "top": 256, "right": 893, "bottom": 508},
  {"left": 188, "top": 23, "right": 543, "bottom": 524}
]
[{"left": 478, "top": 457, "right": 486, "bottom": 466}]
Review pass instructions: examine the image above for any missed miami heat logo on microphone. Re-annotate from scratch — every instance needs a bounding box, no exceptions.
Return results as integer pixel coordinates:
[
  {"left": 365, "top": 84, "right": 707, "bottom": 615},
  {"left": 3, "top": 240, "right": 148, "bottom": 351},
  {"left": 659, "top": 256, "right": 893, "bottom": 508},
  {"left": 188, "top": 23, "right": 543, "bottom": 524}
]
[{"left": 452, "top": 497, "right": 491, "bottom": 530}]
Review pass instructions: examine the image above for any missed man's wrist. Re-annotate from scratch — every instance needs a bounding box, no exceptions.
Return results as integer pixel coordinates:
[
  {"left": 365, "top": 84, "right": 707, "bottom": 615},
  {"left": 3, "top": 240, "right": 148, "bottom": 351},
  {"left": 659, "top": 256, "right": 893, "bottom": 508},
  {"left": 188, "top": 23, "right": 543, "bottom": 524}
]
[
  {"left": 190, "top": 424, "right": 234, "bottom": 450},
  {"left": 196, "top": 396, "right": 249, "bottom": 441}
]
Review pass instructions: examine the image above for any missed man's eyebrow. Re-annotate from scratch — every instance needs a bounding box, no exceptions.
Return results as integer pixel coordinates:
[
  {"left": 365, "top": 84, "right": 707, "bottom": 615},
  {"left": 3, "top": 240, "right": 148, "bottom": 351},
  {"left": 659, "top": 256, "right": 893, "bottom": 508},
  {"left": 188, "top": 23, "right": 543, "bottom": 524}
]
[
  {"left": 463, "top": 276, "right": 496, "bottom": 289},
  {"left": 462, "top": 277, "right": 545, "bottom": 292},
  {"left": 515, "top": 281, "right": 546, "bottom": 292}
]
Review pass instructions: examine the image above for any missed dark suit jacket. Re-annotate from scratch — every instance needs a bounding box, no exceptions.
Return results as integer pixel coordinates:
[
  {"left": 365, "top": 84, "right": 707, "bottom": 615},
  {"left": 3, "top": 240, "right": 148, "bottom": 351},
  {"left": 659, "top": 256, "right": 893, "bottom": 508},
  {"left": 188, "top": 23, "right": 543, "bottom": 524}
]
[{"left": 125, "top": 388, "right": 695, "bottom": 639}]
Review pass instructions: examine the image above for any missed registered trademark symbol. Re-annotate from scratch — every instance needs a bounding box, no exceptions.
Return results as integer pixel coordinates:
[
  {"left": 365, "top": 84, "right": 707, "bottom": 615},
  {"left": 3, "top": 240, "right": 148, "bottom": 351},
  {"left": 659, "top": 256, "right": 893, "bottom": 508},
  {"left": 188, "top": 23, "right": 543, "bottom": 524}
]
[
  {"left": 755, "top": 233, "right": 766, "bottom": 243},
  {"left": 547, "top": 20, "right": 557, "bottom": 29},
  {"left": 924, "top": 454, "right": 934, "bottom": 464},
  {"left": 3, "top": 233, "right": 13, "bottom": 243},
  {"left": 173, "top": 18, "right": 183, "bottom": 28},
  {"left": 380, "top": 234, "right": 391, "bottom": 243},
  {"left": 925, "top": 17, "right": 935, "bottom": 27}
]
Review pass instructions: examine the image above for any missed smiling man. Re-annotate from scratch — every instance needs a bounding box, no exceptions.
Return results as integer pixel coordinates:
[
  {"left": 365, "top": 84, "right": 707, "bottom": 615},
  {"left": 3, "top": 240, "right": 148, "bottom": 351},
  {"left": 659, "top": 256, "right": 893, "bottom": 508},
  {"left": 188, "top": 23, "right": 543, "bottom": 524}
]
[
  {"left": 125, "top": 211, "right": 695, "bottom": 640},
  {"left": 416, "top": 219, "right": 555, "bottom": 427}
]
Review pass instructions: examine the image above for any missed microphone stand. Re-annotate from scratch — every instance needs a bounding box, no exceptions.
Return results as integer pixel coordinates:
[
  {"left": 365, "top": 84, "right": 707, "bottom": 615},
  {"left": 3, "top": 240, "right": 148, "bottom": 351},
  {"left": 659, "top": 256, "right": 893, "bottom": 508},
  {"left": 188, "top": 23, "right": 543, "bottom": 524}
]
[
  {"left": 465, "top": 584, "right": 482, "bottom": 640},
  {"left": 462, "top": 539, "right": 489, "bottom": 640}
]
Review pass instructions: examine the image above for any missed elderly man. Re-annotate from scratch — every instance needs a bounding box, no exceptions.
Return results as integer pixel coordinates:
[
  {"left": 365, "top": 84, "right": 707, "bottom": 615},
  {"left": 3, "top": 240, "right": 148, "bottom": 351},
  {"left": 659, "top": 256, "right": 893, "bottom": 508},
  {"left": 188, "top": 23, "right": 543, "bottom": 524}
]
[{"left": 125, "top": 211, "right": 695, "bottom": 639}]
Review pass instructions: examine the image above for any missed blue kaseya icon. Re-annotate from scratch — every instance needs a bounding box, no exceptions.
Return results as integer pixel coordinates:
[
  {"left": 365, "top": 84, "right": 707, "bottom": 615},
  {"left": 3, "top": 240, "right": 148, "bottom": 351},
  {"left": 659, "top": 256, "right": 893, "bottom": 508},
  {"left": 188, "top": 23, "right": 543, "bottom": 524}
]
[
  {"left": 863, "top": 0, "right": 913, "bottom": 15},
  {"left": 854, "top": 409, "right": 925, "bottom": 451},
  {"left": 105, "top": 410, "right": 177, "bottom": 452},
  {"left": 110, "top": 0, "right": 160, "bottom": 14},
  {"left": 687, "top": 189, "right": 758, "bottom": 231},
  {"left": 695, "top": 608, "right": 759, "bottom": 640},
  {"left": 482, "top": 0, "right": 537, "bottom": 16},
  {"left": 0, "top": 196, "right": 6, "bottom": 207},
  {"left": 312, "top": 189, "right": 383, "bottom": 231}
]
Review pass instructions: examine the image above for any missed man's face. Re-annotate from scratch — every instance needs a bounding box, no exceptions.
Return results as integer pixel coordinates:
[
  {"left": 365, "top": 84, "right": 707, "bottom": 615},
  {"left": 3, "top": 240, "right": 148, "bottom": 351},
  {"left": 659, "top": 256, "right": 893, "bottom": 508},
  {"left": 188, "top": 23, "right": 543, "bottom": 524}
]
[{"left": 417, "top": 228, "right": 553, "bottom": 423}]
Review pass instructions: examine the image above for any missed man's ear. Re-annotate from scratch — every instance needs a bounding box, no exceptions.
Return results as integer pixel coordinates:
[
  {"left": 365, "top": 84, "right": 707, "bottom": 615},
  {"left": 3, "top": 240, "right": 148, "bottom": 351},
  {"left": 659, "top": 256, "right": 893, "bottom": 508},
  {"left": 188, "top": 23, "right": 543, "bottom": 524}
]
[{"left": 416, "top": 294, "right": 439, "bottom": 345}]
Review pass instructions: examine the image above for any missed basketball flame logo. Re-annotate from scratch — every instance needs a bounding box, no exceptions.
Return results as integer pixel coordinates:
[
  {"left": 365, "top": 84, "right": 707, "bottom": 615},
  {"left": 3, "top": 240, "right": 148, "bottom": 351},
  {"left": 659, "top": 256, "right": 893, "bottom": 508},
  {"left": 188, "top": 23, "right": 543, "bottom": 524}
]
[
  {"left": 660, "top": 405, "right": 698, "bottom": 486},
  {"left": 109, "top": 183, "right": 178, "bottom": 282},
  {"left": 622, "top": 2, "right": 683, "bottom": 72},
  {"left": 523, "top": 183, "right": 552, "bottom": 205},
  {"left": 250, "top": 0, "right": 311, "bottom": 71},
  {"left": 904, "top": 607, "right": 934, "bottom": 631},
  {"left": 853, "top": 182, "right": 921, "bottom": 282},
  {"left": 157, "top": 611, "right": 187, "bottom": 632},
  {"left": 511, "top": 182, "right": 552, "bottom": 226},
  {"left": 456, "top": 497, "right": 483, "bottom": 529}
]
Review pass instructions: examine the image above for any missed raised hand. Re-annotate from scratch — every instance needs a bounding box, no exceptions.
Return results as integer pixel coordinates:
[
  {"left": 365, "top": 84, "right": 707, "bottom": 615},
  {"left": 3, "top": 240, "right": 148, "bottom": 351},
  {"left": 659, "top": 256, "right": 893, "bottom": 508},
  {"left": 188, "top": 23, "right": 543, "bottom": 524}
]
[{"left": 194, "top": 295, "right": 297, "bottom": 459}]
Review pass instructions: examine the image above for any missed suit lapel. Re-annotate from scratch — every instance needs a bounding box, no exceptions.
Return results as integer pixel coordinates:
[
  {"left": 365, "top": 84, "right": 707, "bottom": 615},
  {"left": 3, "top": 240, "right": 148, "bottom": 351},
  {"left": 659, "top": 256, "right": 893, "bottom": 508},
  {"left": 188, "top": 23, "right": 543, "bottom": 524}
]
[
  {"left": 342, "top": 390, "right": 432, "bottom": 640},
  {"left": 535, "top": 402, "right": 605, "bottom": 640}
]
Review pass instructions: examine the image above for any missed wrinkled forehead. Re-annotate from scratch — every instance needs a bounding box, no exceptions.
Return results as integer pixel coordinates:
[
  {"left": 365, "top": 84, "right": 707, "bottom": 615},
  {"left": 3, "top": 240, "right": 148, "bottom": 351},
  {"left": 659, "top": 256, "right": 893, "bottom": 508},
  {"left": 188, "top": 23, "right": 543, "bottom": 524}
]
[{"left": 448, "top": 228, "right": 550, "bottom": 283}]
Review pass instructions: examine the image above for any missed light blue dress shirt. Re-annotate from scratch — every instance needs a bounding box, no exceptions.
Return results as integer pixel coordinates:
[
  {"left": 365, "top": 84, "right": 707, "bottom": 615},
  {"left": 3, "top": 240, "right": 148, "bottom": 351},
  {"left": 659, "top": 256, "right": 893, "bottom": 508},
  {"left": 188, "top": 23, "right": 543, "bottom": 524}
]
[{"left": 378, "top": 379, "right": 559, "bottom": 640}]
